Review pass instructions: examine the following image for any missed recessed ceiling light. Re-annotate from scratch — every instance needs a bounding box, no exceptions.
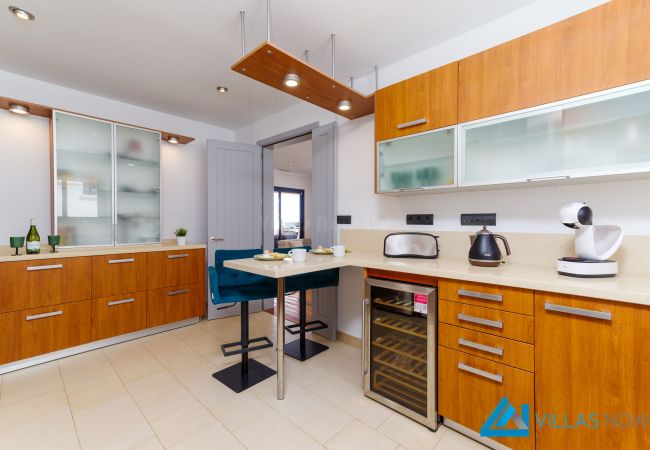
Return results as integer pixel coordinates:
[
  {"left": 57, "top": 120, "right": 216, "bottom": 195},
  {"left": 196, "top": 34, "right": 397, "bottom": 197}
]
[
  {"left": 283, "top": 73, "right": 300, "bottom": 88},
  {"left": 168, "top": 136, "right": 179, "bottom": 144},
  {"left": 8, "top": 104, "right": 30, "bottom": 115},
  {"left": 337, "top": 100, "right": 351, "bottom": 111},
  {"left": 8, "top": 6, "right": 35, "bottom": 20},
  {"left": 216, "top": 86, "right": 228, "bottom": 93}
]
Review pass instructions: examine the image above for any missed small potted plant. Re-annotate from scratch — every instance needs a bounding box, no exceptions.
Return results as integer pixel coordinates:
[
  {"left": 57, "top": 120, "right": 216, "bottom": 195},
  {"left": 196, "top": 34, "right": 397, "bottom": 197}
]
[{"left": 174, "top": 227, "right": 188, "bottom": 246}]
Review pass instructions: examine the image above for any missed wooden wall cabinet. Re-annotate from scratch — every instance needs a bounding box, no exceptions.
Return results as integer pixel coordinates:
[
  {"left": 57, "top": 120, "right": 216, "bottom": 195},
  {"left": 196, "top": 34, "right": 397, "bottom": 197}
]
[
  {"left": 375, "top": 62, "right": 458, "bottom": 142},
  {"left": 535, "top": 292, "right": 650, "bottom": 449}
]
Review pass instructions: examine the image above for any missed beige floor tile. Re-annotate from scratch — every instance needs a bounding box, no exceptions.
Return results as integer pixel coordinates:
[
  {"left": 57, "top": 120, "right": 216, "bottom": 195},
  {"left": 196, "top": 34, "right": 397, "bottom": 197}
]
[
  {"left": 433, "top": 427, "right": 489, "bottom": 450},
  {"left": 67, "top": 378, "right": 127, "bottom": 413},
  {"left": 103, "top": 341, "right": 156, "bottom": 372},
  {"left": 0, "top": 362, "right": 63, "bottom": 405},
  {"left": 171, "top": 324, "right": 220, "bottom": 348},
  {"left": 174, "top": 363, "right": 237, "bottom": 410},
  {"left": 169, "top": 422, "right": 246, "bottom": 450},
  {"left": 72, "top": 392, "right": 154, "bottom": 450},
  {"left": 378, "top": 414, "right": 446, "bottom": 450},
  {"left": 59, "top": 351, "right": 120, "bottom": 394},
  {"left": 125, "top": 370, "right": 196, "bottom": 421},
  {"left": 326, "top": 419, "right": 398, "bottom": 450},
  {"left": 129, "top": 436, "right": 164, "bottom": 450},
  {"left": 150, "top": 400, "right": 218, "bottom": 447},
  {"left": 311, "top": 350, "right": 363, "bottom": 387},
  {"left": 115, "top": 356, "right": 167, "bottom": 385},
  {"left": 0, "top": 388, "right": 69, "bottom": 430},
  {"left": 258, "top": 380, "right": 354, "bottom": 444},
  {"left": 0, "top": 401, "right": 80, "bottom": 450},
  {"left": 310, "top": 373, "right": 392, "bottom": 428},
  {"left": 208, "top": 390, "right": 271, "bottom": 430},
  {"left": 233, "top": 409, "right": 323, "bottom": 450},
  {"left": 285, "top": 356, "right": 331, "bottom": 388}
]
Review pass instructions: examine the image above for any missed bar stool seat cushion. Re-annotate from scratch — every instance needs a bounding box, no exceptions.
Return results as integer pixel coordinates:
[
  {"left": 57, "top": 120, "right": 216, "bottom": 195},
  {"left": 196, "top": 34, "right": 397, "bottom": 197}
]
[{"left": 209, "top": 249, "right": 276, "bottom": 305}]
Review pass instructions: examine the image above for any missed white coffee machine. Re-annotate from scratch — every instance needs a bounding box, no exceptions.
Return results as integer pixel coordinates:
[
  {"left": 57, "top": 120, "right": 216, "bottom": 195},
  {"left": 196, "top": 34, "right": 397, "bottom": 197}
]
[{"left": 556, "top": 202, "right": 623, "bottom": 278}]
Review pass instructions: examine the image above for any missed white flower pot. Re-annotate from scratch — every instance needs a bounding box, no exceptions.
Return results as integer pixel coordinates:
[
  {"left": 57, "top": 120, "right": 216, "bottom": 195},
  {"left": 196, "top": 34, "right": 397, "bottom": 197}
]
[{"left": 176, "top": 236, "right": 187, "bottom": 246}]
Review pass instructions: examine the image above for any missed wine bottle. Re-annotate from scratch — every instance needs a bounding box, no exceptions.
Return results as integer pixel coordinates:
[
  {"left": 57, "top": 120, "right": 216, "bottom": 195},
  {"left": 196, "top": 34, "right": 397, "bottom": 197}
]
[{"left": 26, "top": 218, "right": 41, "bottom": 254}]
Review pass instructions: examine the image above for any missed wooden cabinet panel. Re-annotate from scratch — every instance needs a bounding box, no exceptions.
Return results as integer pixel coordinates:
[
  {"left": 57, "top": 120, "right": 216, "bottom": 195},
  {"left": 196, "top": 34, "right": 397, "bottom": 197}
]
[
  {"left": 0, "top": 257, "right": 91, "bottom": 314},
  {"left": 439, "top": 300, "right": 534, "bottom": 344},
  {"left": 535, "top": 292, "right": 650, "bottom": 450},
  {"left": 439, "top": 279, "right": 533, "bottom": 315},
  {"left": 375, "top": 62, "right": 458, "bottom": 142},
  {"left": 146, "top": 249, "right": 205, "bottom": 290},
  {"left": 0, "top": 300, "right": 91, "bottom": 364},
  {"left": 439, "top": 323, "right": 534, "bottom": 372},
  {"left": 439, "top": 346, "right": 534, "bottom": 450},
  {"left": 91, "top": 253, "right": 147, "bottom": 298},
  {"left": 459, "top": 0, "right": 650, "bottom": 122},
  {"left": 147, "top": 282, "right": 204, "bottom": 328},
  {"left": 91, "top": 292, "right": 147, "bottom": 341}
]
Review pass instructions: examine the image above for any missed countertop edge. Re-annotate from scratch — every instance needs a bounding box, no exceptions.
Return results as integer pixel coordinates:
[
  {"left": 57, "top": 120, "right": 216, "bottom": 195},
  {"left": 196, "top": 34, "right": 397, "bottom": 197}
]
[{"left": 0, "top": 244, "right": 206, "bottom": 262}]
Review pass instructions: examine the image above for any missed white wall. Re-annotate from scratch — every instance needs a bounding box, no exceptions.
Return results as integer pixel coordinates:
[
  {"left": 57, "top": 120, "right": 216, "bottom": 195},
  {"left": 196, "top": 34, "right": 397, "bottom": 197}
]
[
  {"left": 274, "top": 170, "right": 312, "bottom": 239},
  {"left": 0, "top": 69, "right": 235, "bottom": 244}
]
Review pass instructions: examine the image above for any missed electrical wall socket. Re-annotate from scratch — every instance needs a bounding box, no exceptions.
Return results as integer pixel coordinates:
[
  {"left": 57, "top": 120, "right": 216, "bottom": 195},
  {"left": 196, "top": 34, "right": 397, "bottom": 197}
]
[
  {"left": 406, "top": 214, "right": 434, "bottom": 225},
  {"left": 337, "top": 215, "right": 352, "bottom": 225},
  {"left": 461, "top": 213, "right": 497, "bottom": 226}
]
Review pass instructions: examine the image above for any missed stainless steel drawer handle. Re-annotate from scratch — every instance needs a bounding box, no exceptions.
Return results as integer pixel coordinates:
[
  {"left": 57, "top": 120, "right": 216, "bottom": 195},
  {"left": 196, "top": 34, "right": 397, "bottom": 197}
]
[
  {"left": 108, "top": 258, "right": 135, "bottom": 264},
  {"left": 458, "top": 313, "right": 503, "bottom": 329},
  {"left": 397, "top": 118, "right": 427, "bottom": 129},
  {"left": 108, "top": 298, "right": 135, "bottom": 306},
  {"left": 168, "top": 289, "right": 189, "bottom": 296},
  {"left": 26, "top": 310, "right": 63, "bottom": 321},
  {"left": 458, "top": 289, "right": 502, "bottom": 302},
  {"left": 458, "top": 362, "right": 503, "bottom": 383},
  {"left": 458, "top": 338, "right": 504, "bottom": 356},
  {"left": 168, "top": 254, "right": 189, "bottom": 259},
  {"left": 27, "top": 264, "right": 64, "bottom": 272},
  {"left": 544, "top": 303, "right": 612, "bottom": 321}
]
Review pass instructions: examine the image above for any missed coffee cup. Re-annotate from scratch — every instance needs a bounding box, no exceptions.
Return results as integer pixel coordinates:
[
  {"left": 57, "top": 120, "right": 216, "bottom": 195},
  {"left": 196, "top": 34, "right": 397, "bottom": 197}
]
[
  {"left": 330, "top": 245, "right": 346, "bottom": 257},
  {"left": 288, "top": 248, "right": 307, "bottom": 262}
]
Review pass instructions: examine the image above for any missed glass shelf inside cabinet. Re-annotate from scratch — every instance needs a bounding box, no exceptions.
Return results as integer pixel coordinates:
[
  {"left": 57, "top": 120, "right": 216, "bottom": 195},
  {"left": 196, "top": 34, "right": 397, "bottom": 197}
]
[
  {"left": 115, "top": 125, "right": 161, "bottom": 244},
  {"left": 377, "top": 128, "right": 455, "bottom": 192},
  {"left": 461, "top": 86, "right": 650, "bottom": 186}
]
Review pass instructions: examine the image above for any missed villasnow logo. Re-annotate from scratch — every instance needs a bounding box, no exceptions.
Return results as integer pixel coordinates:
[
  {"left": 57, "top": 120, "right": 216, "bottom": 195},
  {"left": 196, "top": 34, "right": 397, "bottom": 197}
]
[{"left": 481, "top": 397, "right": 530, "bottom": 438}]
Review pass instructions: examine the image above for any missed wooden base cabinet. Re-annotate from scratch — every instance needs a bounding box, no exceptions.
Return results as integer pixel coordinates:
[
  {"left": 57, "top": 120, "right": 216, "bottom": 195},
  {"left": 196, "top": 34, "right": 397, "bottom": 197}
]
[
  {"left": 147, "top": 249, "right": 205, "bottom": 289},
  {"left": 0, "top": 301, "right": 91, "bottom": 364},
  {"left": 439, "top": 346, "right": 535, "bottom": 450},
  {"left": 91, "top": 292, "right": 147, "bottom": 341},
  {"left": 535, "top": 293, "right": 650, "bottom": 450},
  {"left": 91, "top": 253, "right": 147, "bottom": 298},
  {"left": 147, "top": 283, "right": 204, "bottom": 328}
]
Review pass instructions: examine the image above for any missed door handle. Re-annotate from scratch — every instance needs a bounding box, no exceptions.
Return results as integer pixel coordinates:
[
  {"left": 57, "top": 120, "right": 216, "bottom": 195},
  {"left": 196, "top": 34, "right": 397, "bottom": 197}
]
[
  {"left": 544, "top": 303, "right": 611, "bottom": 321},
  {"left": 168, "top": 289, "right": 189, "bottom": 296},
  {"left": 108, "top": 298, "right": 135, "bottom": 306},
  {"left": 457, "top": 289, "right": 502, "bottom": 302},
  {"left": 108, "top": 258, "right": 135, "bottom": 264},
  {"left": 209, "top": 237, "right": 225, "bottom": 242},
  {"left": 458, "top": 362, "right": 503, "bottom": 383},
  {"left": 458, "top": 338, "right": 503, "bottom": 356},
  {"left": 27, "top": 264, "right": 63, "bottom": 272},
  {"left": 26, "top": 310, "right": 63, "bottom": 321},
  {"left": 458, "top": 313, "right": 503, "bottom": 329},
  {"left": 168, "top": 254, "right": 189, "bottom": 259},
  {"left": 397, "top": 118, "right": 427, "bottom": 129},
  {"left": 362, "top": 298, "right": 370, "bottom": 376}
]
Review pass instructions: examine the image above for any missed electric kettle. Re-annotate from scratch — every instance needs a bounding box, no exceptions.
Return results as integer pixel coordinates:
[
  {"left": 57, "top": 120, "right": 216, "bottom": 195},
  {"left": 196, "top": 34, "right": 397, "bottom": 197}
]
[{"left": 468, "top": 226, "right": 511, "bottom": 267}]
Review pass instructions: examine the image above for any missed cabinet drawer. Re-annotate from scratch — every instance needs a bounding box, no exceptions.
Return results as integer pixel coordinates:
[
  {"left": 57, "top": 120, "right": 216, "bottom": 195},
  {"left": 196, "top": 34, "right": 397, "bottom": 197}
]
[
  {"left": 438, "top": 346, "right": 534, "bottom": 450},
  {"left": 147, "top": 283, "right": 204, "bottom": 328},
  {"left": 0, "top": 300, "right": 91, "bottom": 364},
  {"left": 439, "top": 300, "right": 534, "bottom": 344},
  {"left": 91, "top": 292, "right": 147, "bottom": 341},
  {"left": 146, "top": 249, "right": 205, "bottom": 289},
  {"left": 92, "top": 253, "right": 147, "bottom": 298},
  {"left": 439, "top": 323, "right": 534, "bottom": 372},
  {"left": 0, "top": 257, "right": 91, "bottom": 313},
  {"left": 438, "top": 279, "right": 533, "bottom": 315}
]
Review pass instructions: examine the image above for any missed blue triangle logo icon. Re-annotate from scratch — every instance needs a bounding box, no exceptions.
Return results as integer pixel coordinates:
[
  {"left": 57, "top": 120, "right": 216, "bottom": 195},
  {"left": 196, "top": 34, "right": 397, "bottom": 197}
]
[{"left": 480, "top": 397, "right": 530, "bottom": 438}]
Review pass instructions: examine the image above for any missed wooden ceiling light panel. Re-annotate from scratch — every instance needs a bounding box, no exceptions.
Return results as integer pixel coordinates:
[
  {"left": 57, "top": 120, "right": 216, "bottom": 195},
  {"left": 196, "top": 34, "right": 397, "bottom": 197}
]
[
  {"left": 0, "top": 96, "right": 52, "bottom": 118},
  {"left": 231, "top": 41, "right": 374, "bottom": 120}
]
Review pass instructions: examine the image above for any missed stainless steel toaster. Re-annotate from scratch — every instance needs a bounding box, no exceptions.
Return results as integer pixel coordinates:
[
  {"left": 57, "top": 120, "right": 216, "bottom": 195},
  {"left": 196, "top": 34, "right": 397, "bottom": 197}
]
[{"left": 383, "top": 232, "right": 440, "bottom": 259}]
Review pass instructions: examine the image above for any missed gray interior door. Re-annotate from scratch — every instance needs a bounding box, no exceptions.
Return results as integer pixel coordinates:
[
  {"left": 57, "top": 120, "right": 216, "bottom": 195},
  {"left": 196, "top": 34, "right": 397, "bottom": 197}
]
[
  {"left": 207, "top": 139, "right": 263, "bottom": 319},
  {"left": 310, "top": 122, "right": 338, "bottom": 340}
]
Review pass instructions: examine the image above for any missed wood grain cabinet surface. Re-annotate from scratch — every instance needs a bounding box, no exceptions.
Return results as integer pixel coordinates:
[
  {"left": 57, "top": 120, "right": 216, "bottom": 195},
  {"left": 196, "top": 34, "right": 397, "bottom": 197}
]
[
  {"left": 535, "top": 292, "right": 650, "bottom": 450},
  {"left": 91, "top": 291, "right": 147, "bottom": 341},
  {"left": 146, "top": 249, "right": 205, "bottom": 290},
  {"left": 439, "top": 279, "right": 534, "bottom": 316},
  {"left": 0, "top": 257, "right": 91, "bottom": 314},
  {"left": 147, "top": 282, "right": 204, "bottom": 328},
  {"left": 375, "top": 62, "right": 458, "bottom": 142},
  {"left": 91, "top": 253, "right": 146, "bottom": 298},
  {"left": 0, "top": 300, "right": 91, "bottom": 364},
  {"left": 458, "top": 0, "right": 650, "bottom": 122}
]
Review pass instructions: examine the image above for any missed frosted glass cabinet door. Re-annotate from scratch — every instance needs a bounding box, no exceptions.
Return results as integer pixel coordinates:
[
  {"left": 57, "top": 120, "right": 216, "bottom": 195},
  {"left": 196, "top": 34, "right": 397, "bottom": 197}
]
[
  {"left": 460, "top": 83, "right": 650, "bottom": 186},
  {"left": 115, "top": 125, "right": 161, "bottom": 244},
  {"left": 54, "top": 112, "right": 113, "bottom": 246},
  {"left": 377, "top": 127, "right": 455, "bottom": 192}
]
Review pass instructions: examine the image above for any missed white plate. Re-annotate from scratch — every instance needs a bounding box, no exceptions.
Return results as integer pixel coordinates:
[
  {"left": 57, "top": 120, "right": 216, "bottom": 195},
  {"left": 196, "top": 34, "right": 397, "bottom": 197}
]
[{"left": 254, "top": 253, "right": 288, "bottom": 261}]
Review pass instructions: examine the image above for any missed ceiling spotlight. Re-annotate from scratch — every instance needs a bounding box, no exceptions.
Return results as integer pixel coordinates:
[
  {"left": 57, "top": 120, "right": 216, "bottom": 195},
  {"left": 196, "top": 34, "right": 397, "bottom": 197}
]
[
  {"left": 9, "top": 6, "right": 35, "bottom": 20},
  {"left": 337, "top": 100, "right": 352, "bottom": 112},
  {"left": 216, "top": 86, "right": 228, "bottom": 93},
  {"left": 8, "top": 104, "right": 30, "bottom": 115},
  {"left": 283, "top": 73, "right": 300, "bottom": 88},
  {"left": 168, "top": 136, "right": 179, "bottom": 144}
]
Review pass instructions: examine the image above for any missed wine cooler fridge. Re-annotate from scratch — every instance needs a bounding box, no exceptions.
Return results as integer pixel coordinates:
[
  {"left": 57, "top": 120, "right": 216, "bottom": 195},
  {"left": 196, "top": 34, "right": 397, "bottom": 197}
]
[{"left": 363, "top": 277, "right": 438, "bottom": 429}]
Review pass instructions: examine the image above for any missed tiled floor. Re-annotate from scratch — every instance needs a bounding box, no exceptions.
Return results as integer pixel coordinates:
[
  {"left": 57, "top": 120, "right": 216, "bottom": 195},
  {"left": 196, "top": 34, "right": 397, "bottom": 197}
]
[{"left": 0, "top": 312, "right": 488, "bottom": 450}]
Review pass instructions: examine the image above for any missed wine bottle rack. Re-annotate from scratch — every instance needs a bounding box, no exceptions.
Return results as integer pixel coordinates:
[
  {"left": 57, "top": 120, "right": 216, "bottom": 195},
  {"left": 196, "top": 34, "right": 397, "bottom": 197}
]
[
  {"left": 373, "top": 349, "right": 427, "bottom": 381},
  {"left": 373, "top": 296, "right": 413, "bottom": 313},
  {"left": 373, "top": 315, "right": 427, "bottom": 339},
  {"left": 372, "top": 334, "right": 427, "bottom": 363}
]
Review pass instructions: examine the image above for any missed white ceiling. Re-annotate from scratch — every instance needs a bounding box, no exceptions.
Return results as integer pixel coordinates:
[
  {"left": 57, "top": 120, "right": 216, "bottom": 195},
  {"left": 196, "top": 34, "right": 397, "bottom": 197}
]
[
  {"left": 274, "top": 136, "right": 312, "bottom": 176},
  {"left": 0, "top": 0, "right": 537, "bottom": 129}
]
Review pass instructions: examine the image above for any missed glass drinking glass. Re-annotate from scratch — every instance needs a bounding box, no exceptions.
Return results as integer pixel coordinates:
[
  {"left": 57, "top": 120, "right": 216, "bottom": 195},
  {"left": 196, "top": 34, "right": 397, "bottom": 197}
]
[
  {"left": 10, "top": 236, "right": 25, "bottom": 256},
  {"left": 48, "top": 235, "right": 61, "bottom": 252}
]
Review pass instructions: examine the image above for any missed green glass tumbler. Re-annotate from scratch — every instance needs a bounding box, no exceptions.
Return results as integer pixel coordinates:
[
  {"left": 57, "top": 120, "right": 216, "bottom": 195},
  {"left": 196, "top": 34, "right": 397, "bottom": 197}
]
[{"left": 10, "top": 236, "right": 25, "bottom": 256}]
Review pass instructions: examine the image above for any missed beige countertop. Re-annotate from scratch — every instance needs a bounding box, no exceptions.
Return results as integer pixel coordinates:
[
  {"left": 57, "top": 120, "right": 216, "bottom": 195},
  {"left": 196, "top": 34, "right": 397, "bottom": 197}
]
[
  {"left": 224, "top": 250, "right": 650, "bottom": 306},
  {"left": 0, "top": 243, "right": 206, "bottom": 263}
]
